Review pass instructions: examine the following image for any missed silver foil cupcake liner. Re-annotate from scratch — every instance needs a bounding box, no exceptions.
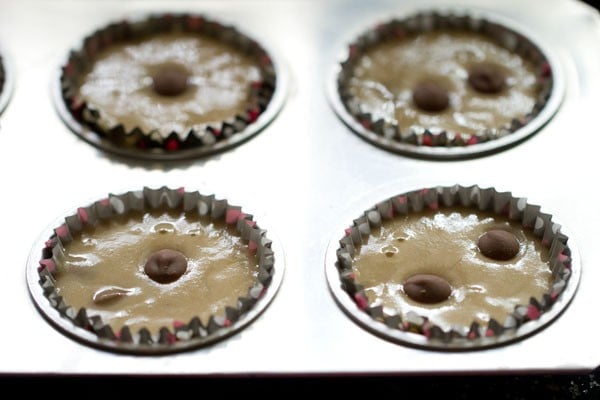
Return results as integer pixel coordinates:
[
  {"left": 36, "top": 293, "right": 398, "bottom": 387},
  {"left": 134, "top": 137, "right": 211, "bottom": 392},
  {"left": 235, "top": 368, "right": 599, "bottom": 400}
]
[
  {"left": 27, "top": 186, "right": 284, "bottom": 354},
  {"left": 55, "top": 13, "right": 287, "bottom": 161},
  {"left": 327, "top": 8, "right": 565, "bottom": 160},
  {"left": 325, "top": 184, "right": 580, "bottom": 351}
]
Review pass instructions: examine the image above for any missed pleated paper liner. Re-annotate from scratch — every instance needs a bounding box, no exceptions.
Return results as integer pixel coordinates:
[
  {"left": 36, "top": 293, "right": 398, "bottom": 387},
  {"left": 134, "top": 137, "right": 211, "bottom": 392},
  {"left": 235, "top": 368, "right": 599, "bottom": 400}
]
[
  {"left": 327, "top": 8, "right": 565, "bottom": 160},
  {"left": 55, "top": 12, "right": 287, "bottom": 161},
  {"left": 26, "top": 186, "right": 285, "bottom": 355},
  {"left": 325, "top": 184, "right": 580, "bottom": 351}
]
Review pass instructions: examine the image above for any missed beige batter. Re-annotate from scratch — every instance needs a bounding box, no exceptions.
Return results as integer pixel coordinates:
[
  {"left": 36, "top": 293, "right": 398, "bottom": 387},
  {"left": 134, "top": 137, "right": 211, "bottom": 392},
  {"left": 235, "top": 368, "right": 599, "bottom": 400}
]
[
  {"left": 352, "top": 209, "right": 551, "bottom": 330},
  {"left": 76, "top": 32, "right": 262, "bottom": 137},
  {"left": 347, "top": 31, "right": 539, "bottom": 135},
  {"left": 53, "top": 210, "right": 259, "bottom": 334}
]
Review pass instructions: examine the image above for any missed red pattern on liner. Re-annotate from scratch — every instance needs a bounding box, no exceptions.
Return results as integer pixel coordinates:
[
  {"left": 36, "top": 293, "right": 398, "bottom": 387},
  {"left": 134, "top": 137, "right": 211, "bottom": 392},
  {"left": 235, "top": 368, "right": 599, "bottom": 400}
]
[{"left": 165, "top": 138, "right": 179, "bottom": 151}]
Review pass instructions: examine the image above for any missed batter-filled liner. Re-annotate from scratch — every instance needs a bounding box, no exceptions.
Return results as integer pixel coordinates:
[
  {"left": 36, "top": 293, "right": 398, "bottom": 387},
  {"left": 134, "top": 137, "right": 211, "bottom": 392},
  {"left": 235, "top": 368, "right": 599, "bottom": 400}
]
[
  {"left": 56, "top": 12, "right": 286, "bottom": 161},
  {"left": 326, "top": 184, "right": 579, "bottom": 350},
  {"left": 328, "top": 9, "right": 564, "bottom": 159},
  {"left": 27, "top": 186, "right": 284, "bottom": 355}
]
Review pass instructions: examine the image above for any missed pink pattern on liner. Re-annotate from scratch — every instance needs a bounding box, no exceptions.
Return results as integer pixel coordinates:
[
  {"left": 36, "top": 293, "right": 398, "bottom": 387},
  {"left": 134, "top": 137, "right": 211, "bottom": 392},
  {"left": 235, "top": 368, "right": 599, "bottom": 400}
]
[
  {"left": 38, "top": 259, "right": 56, "bottom": 273},
  {"left": 77, "top": 207, "right": 88, "bottom": 223},
  {"left": 527, "top": 305, "right": 541, "bottom": 320},
  {"left": 226, "top": 209, "right": 243, "bottom": 225},
  {"left": 55, "top": 224, "right": 69, "bottom": 239},
  {"left": 173, "top": 320, "right": 185, "bottom": 329},
  {"left": 354, "top": 293, "right": 369, "bottom": 310},
  {"left": 248, "top": 240, "right": 258, "bottom": 253}
]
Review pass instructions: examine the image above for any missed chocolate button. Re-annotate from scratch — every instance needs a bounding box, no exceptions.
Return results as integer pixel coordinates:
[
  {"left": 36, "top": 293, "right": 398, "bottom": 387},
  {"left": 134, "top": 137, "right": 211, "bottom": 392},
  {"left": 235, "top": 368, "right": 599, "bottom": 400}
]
[
  {"left": 412, "top": 81, "right": 450, "bottom": 112},
  {"left": 468, "top": 64, "right": 505, "bottom": 94},
  {"left": 477, "top": 229, "right": 520, "bottom": 260},
  {"left": 403, "top": 274, "right": 452, "bottom": 304},
  {"left": 144, "top": 249, "right": 188, "bottom": 284},
  {"left": 152, "top": 64, "right": 190, "bottom": 97}
]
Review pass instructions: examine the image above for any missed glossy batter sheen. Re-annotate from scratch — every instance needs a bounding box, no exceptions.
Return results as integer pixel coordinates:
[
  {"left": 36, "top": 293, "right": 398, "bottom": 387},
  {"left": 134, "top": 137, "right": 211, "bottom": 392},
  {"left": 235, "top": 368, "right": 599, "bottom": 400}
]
[
  {"left": 76, "top": 32, "right": 262, "bottom": 136},
  {"left": 53, "top": 211, "right": 259, "bottom": 334},
  {"left": 352, "top": 209, "right": 551, "bottom": 330},
  {"left": 347, "top": 31, "right": 539, "bottom": 135}
]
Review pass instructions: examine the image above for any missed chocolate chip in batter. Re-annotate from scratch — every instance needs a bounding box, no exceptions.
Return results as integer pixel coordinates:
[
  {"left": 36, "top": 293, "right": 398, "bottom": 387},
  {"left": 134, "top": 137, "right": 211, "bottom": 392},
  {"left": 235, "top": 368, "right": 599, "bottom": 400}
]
[
  {"left": 412, "top": 81, "right": 450, "bottom": 112},
  {"left": 144, "top": 249, "right": 188, "bottom": 284},
  {"left": 152, "top": 64, "right": 190, "bottom": 97},
  {"left": 468, "top": 64, "right": 506, "bottom": 94},
  {"left": 477, "top": 229, "right": 520, "bottom": 261},
  {"left": 403, "top": 274, "right": 452, "bottom": 304}
]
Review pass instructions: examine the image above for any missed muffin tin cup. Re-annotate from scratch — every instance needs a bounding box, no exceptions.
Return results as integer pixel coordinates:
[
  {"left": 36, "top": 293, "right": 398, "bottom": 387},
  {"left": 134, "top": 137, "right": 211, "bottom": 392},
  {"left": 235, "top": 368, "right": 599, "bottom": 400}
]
[
  {"left": 26, "top": 186, "right": 285, "bottom": 355},
  {"left": 325, "top": 184, "right": 581, "bottom": 351},
  {"left": 53, "top": 12, "right": 288, "bottom": 162},
  {"left": 327, "top": 7, "right": 565, "bottom": 160}
]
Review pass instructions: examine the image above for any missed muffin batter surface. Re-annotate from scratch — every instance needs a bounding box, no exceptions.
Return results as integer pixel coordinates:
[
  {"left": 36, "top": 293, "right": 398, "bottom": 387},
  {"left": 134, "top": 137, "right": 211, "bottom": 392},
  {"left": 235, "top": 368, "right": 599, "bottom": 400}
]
[
  {"left": 76, "top": 32, "right": 262, "bottom": 136},
  {"left": 54, "top": 210, "right": 259, "bottom": 334},
  {"left": 346, "top": 31, "right": 540, "bottom": 135},
  {"left": 352, "top": 209, "right": 551, "bottom": 330}
]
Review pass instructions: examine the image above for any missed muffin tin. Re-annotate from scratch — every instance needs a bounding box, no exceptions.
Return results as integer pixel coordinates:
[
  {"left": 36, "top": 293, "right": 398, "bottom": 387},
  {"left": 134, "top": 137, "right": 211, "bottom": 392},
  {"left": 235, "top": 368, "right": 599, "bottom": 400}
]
[{"left": 1, "top": 0, "right": 599, "bottom": 376}]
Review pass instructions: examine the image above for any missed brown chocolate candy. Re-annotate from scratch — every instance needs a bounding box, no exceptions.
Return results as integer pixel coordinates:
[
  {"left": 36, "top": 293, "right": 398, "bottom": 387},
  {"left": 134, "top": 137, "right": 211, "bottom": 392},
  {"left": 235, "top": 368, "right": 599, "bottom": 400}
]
[
  {"left": 477, "top": 229, "right": 520, "bottom": 261},
  {"left": 468, "top": 64, "right": 506, "bottom": 94},
  {"left": 152, "top": 64, "right": 190, "bottom": 97},
  {"left": 412, "top": 81, "right": 450, "bottom": 112},
  {"left": 144, "top": 249, "right": 188, "bottom": 284},
  {"left": 403, "top": 274, "right": 452, "bottom": 304}
]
